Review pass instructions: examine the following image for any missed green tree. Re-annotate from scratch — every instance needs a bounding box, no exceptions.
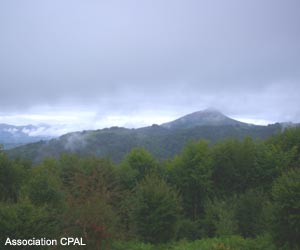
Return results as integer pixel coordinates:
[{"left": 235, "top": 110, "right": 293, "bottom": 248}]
[
  {"left": 267, "top": 127, "right": 300, "bottom": 168},
  {"left": 0, "top": 199, "right": 59, "bottom": 250},
  {"left": 271, "top": 168, "right": 300, "bottom": 249},
  {"left": 235, "top": 189, "right": 270, "bottom": 238},
  {"left": 0, "top": 151, "right": 26, "bottom": 202},
  {"left": 212, "top": 138, "right": 265, "bottom": 194},
  {"left": 254, "top": 142, "right": 296, "bottom": 190},
  {"left": 130, "top": 174, "right": 181, "bottom": 244},
  {"left": 170, "top": 140, "right": 212, "bottom": 220},
  {"left": 203, "top": 197, "right": 238, "bottom": 238},
  {"left": 25, "top": 160, "right": 63, "bottom": 208},
  {"left": 119, "top": 148, "right": 158, "bottom": 190},
  {"left": 61, "top": 156, "right": 120, "bottom": 249}
]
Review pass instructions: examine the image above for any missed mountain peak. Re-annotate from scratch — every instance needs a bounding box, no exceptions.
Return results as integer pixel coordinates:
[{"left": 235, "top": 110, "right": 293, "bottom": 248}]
[{"left": 161, "top": 109, "right": 246, "bottom": 129}]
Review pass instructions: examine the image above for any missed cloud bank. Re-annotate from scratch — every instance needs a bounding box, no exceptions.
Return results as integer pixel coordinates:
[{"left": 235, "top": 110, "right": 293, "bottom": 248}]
[{"left": 0, "top": 0, "right": 299, "bottom": 128}]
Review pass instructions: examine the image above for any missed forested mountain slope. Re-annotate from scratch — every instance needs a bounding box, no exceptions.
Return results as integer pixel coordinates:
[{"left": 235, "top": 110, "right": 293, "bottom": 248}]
[{"left": 6, "top": 110, "right": 286, "bottom": 163}]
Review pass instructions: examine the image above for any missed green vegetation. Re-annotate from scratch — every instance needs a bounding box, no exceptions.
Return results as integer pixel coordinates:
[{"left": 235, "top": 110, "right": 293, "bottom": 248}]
[
  {"left": 0, "top": 128, "right": 299, "bottom": 249},
  {"left": 271, "top": 168, "right": 300, "bottom": 249},
  {"left": 129, "top": 174, "right": 180, "bottom": 244},
  {"left": 6, "top": 122, "right": 282, "bottom": 164}
]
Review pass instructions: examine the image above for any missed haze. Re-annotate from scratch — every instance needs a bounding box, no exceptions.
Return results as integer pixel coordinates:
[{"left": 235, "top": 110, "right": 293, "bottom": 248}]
[{"left": 0, "top": 0, "right": 299, "bottom": 135}]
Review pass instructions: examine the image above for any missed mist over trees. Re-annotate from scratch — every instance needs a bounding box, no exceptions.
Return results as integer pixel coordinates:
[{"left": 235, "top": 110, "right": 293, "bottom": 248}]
[{"left": 0, "top": 128, "right": 300, "bottom": 249}]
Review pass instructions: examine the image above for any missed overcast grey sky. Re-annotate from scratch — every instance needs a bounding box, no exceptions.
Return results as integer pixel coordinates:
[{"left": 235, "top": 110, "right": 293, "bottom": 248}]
[{"left": 0, "top": 0, "right": 300, "bottom": 133}]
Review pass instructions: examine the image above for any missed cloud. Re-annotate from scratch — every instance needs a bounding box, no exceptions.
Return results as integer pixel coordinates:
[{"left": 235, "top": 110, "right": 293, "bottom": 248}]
[
  {"left": 0, "top": 0, "right": 299, "bottom": 124},
  {"left": 3, "top": 128, "right": 18, "bottom": 134}
]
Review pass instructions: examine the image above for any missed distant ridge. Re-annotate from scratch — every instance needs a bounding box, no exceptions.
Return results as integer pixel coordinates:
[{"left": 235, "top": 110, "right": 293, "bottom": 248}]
[
  {"left": 0, "top": 124, "right": 51, "bottom": 149},
  {"left": 161, "top": 108, "right": 248, "bottom": 129},
  {"left": 6, "top": 108, "right": 284, "bottom": 163}
]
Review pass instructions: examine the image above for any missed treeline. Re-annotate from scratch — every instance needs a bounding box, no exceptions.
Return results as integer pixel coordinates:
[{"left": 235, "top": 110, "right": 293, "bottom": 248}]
[{"left": 0, "top": 128, "right": 300, "bottom": 250}]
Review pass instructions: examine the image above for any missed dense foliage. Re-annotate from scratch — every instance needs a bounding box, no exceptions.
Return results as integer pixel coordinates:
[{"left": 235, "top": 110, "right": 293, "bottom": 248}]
[{"left": 0, "top": 127, "right": 299, "bottom": 249}]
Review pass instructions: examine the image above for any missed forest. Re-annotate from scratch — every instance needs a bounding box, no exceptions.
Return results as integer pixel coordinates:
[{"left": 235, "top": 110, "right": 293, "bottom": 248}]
[{"left": 0, "top": 127, "right": 299, "bottom": 250}]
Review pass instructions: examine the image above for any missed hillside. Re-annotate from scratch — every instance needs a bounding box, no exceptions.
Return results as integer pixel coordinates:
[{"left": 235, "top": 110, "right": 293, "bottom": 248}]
[{"left": 6, "top": 109, "right": 285, "bottom": 163}]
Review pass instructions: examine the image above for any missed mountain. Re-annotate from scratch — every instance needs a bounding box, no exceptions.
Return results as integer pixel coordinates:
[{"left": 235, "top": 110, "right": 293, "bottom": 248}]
[
  {"left": 161, "top": 108, "right": 247, "bottom": 129},
  {"left": 0, "top": 124, "right": 52, "bottom": 149},
  {"left": 6, "top": 109, "right": 285, "bottom": 164}
]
